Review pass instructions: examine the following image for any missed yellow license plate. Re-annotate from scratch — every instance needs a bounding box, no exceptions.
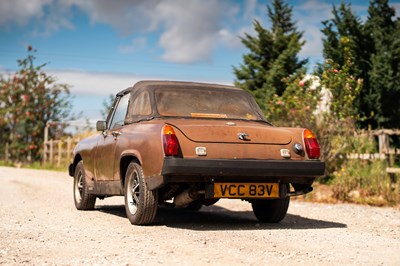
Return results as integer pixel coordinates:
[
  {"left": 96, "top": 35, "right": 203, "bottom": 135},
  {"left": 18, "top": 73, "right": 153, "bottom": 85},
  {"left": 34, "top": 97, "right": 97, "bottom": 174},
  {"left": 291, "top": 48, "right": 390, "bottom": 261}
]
[{"left": 213, "top": 183, "right": 279, "bottom": 198}]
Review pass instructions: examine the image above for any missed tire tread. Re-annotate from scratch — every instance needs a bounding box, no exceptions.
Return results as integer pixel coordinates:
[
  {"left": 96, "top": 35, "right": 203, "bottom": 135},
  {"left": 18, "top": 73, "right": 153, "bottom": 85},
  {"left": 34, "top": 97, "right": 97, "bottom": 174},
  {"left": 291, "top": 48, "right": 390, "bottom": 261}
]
[
  {"left": 124, "top": 162, "right": 158, "bottom": 225},
  {"left": 252, "top": 197, "right": 290, "bottom": 223},
  {"left": 74, "top": 161, "right": 96, "bottom": 210}
]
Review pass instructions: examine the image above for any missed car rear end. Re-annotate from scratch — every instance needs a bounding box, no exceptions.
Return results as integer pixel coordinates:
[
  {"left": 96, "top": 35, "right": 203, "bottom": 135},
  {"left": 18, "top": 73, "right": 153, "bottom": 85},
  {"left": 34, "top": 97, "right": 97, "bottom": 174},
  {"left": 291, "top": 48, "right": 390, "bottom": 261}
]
[
  {"left": 159, "top": 120, "right": 324, "bottom": 198},
  {"left": 147, "top": 82, "right": 325, "bottom": 222}
]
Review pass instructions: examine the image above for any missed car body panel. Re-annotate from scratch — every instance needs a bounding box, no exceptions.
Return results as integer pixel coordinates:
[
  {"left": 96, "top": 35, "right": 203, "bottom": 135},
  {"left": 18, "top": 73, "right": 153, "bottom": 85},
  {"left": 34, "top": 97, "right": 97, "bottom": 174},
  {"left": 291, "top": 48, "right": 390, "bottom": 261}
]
[
  {"left": 95, "top": 129, "right": 120, "bottom": 181},
  {"left": 115, "top": 122, "right": 164, "bottom": 178},
  {"left": 167, "top": 120, "right": 306, "bottom": 161},
  {"left": 172, "top": 120, "right": 292, "bottom": 145}
]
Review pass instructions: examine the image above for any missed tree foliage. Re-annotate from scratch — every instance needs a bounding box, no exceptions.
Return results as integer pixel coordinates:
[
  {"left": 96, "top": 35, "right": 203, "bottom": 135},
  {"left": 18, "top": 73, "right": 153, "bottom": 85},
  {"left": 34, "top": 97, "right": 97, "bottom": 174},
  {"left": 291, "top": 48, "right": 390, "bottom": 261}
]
[
  {"left": 321, "top": 0, "right": 400, "bottom": 129},
  {"left": 0, "top": 47, "right": 72, "bottom": 162},
  {"left": 101, "top": 94, "right": 115, "bottom": 119},
  {"left": 233, "top": 0, "right": 307, "bottom": 111},
  {"left": 233, "top": 0, "right": 398, "bottom": 202},
  {"left": 267, "top": 37, "right": 362, "bottom": 176}
]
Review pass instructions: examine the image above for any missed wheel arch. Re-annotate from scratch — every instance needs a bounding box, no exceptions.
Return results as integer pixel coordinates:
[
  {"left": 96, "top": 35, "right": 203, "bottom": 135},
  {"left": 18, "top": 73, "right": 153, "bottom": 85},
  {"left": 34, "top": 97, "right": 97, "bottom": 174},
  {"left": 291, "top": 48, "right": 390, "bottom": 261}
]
[
  {"left": 120, "top": 155, "right": 141, "bottom": 189},
  {"left": 69, "top": 153, "right": 83, "bottom": 176}
]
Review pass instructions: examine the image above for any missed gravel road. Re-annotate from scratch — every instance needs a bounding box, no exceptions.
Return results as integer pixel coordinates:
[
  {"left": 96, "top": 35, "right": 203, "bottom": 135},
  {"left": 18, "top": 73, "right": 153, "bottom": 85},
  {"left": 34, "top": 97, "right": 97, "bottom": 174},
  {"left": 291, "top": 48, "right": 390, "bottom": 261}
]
[{"left": 0, "top": 166, "right": 399, "bottom": 265}]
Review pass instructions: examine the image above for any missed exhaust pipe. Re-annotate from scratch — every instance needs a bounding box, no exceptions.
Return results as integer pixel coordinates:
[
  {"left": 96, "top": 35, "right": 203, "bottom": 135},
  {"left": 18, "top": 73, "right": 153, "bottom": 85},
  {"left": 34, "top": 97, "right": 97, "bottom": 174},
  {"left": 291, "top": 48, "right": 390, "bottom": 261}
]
[
  {"left": 286, "top": 186, "right": 313, "bottom": 197},
  {"left": 173, "top": 188, "right": 203, "bottom": 208}
]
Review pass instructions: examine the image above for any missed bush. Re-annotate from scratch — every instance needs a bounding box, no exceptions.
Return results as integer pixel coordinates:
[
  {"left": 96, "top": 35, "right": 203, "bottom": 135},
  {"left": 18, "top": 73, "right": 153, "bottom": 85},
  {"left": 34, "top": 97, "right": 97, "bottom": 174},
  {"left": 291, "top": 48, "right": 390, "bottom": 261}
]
[
  {"left": 0, "top": 46, "right": 72, "bottom": 163},
  {"left": 264, "top": 37, "right": 400, "bottom": 205},
  {"left": 332, "top": 159, "right": 399, "bottom": 206}
]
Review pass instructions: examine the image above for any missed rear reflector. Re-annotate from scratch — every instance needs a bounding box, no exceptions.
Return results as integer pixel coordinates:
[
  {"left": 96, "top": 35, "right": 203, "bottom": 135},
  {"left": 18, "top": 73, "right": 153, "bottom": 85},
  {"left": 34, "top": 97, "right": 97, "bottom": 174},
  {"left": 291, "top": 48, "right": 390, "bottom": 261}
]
[
  {"left": 303, "top": 129, "right": 320, "bottom": 159},
  {"left": 162, "top": 125, "right": 180, "bottom": 156}
]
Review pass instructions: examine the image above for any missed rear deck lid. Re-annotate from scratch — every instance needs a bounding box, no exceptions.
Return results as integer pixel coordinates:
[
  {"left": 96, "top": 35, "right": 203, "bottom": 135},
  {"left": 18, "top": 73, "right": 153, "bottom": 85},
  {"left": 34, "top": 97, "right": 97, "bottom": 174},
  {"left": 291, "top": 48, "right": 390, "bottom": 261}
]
[{"left": 170, "top": 120, "right": 292, "bottom": 145}]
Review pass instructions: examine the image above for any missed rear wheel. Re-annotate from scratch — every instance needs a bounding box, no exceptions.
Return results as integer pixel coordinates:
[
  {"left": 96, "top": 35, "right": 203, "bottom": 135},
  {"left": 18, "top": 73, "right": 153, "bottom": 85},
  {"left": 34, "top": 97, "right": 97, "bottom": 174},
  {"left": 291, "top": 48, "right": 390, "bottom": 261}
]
[
  {"left": 124, "top": 162, "right": 158, "bottom": 225},
  {"left": 252, "top": 185, "right": 290, "bottom": 223},
  {"left": 73, "top": 161, "right": 96, "bottom": 210},
  {"left": 251, "top": 197, "right": 290, "bottom": 223}
]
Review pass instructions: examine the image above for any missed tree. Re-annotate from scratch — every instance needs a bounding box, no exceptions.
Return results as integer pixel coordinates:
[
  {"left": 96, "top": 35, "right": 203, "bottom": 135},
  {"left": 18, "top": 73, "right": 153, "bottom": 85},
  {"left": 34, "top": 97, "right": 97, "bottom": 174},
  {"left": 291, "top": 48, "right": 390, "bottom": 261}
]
[
  {"left": 267, "top": 36, "right": 362, "bottom": 176},
  {"left": 233, "top": 0, "right": 307, "bottom": 111},
  {"left": 321, "top": 2, "right": 369, "bottom": 77},
  {"left": 321, "top": 0, "right": 400, "bottom": 129},
  {"left": 101, "top": 94, "right": 115, "bottom": 119},
  {"left": 364, "top": 0, "right": 400, "bottom": 128},
  {"left": 0, "top": 46, "right": 72, "bottom": 163}
]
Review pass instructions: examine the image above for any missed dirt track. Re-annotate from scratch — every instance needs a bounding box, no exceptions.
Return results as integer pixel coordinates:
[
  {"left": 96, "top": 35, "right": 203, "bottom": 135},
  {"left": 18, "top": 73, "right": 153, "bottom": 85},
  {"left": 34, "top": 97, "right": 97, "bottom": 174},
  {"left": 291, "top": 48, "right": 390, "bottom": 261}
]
[{"left": 0, "top": 166, "right": 399, "bottom": 265}]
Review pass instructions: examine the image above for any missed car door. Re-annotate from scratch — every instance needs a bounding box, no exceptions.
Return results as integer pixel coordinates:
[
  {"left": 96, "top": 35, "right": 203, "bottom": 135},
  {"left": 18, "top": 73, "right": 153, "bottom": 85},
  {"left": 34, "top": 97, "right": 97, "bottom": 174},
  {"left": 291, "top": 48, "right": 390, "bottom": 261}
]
[{"left": 95, "top": 93, "right": 130, "bottom": 181}]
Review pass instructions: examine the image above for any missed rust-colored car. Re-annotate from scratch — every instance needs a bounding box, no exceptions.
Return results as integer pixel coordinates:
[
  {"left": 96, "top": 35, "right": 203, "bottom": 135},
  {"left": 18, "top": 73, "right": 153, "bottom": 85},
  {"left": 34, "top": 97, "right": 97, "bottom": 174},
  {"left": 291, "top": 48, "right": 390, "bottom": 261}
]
[{"left": 68, "top": 81, "right": 325, "bottom": 225}]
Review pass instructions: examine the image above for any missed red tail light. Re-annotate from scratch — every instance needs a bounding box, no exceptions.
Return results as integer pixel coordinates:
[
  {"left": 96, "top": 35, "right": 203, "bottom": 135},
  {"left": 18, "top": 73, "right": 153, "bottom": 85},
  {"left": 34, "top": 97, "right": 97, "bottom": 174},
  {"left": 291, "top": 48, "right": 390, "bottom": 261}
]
[
  {"left": 162, "top": 125, "right": 180, "bottom": 156},
  {"left": 303, "top": 129, "right": 320, "bottom": 159}
]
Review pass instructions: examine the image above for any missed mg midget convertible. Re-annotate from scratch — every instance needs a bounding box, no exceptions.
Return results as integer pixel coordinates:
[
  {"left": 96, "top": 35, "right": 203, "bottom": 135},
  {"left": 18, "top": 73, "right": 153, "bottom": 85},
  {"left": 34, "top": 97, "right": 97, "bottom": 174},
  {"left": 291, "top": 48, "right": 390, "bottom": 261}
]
[{"left": 69, "top": 81, "right": 325, "bottom": 225}]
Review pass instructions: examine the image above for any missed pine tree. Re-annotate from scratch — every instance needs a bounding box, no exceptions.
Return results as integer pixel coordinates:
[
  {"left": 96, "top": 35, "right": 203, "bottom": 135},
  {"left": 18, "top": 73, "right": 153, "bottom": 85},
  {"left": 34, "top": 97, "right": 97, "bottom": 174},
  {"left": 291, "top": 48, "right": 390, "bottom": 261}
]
[
  {"left": 391, "top": 19, "right": 400, "bottom": 128},
  {"left": 233, "top": 0, "right": 307, "bottom": 111},
  {"left": 321, "top": 0, "right": 400, "bottom": 129},
  {"left": 364, "top": 0, "right": 400, "bottom": 128},
  {"left": 321, "top": 2, "right": 369, "bottom": 77}
]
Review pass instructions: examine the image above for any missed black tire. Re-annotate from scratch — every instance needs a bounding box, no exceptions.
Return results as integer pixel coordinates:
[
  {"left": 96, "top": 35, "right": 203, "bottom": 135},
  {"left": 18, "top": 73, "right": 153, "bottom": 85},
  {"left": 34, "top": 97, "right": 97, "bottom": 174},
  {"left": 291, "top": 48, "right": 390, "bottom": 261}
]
[
  {"left": 124, "top": 162, "right": 158, "bottom": 225},
  {"left": 73, "top": 161, "right": 96, "bottom": 210},
  {"left": 251, "top": 197, "right": 290, "bottom": 223}
]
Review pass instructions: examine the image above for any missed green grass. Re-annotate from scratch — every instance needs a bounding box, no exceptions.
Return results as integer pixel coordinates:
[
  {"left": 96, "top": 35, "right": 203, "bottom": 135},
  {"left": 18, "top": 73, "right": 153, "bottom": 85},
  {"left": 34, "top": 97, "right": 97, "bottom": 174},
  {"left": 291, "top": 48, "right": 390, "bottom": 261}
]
[{"left": 0, "top": 160, "right": 68, "bottom": 172}]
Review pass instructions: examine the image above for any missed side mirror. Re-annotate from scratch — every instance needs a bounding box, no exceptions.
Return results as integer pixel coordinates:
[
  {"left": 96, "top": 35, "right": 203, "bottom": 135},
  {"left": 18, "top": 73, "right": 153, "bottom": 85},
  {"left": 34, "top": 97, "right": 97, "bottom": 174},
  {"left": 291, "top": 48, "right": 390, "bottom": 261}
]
[{"left": 96, "top": 120, "right": 107, "bottom": 131}]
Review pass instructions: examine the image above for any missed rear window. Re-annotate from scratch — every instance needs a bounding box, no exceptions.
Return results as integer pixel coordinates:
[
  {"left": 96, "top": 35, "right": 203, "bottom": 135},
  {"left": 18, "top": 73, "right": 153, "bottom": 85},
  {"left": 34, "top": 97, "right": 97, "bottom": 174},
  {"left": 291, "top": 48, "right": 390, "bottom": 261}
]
[{"left": 155, "top": 88, "right": 262, "bottom": 120}]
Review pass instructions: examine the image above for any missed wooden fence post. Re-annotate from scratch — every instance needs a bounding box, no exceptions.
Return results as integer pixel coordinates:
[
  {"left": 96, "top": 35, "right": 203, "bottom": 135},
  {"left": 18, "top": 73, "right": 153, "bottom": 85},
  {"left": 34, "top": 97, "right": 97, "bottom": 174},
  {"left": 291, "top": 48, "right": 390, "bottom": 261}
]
[
  {"left": 67, "top": 137, "right": 72, "bottom": 164},
  {"left": 376, "top": 130, "right": 399, "bottom": 183},
  {"left": 43, "top": 123, "right": 50, "bottom": 164},
  {"left": 49, "top": 139, "right": 54, "bottom": 164},
  {"left": 57, "top": 140, "right": 62, "bottom": 167},
  {"left": 5, "top": 143, "right": 9, "bottom": 164},
  {"left": 378, "top": 133, "right": 389, "bottom": 157}
]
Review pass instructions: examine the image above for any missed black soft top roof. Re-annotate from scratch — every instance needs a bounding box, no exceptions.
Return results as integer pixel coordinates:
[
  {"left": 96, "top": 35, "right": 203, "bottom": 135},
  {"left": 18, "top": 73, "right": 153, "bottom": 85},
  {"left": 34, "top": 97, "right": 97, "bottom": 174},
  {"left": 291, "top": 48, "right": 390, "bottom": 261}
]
[
  {"left": 117, "top": 80, "right": 242, "bottom": 96},
  {"left": 118, "top": 80, "right": 267, "bottom": 124}
]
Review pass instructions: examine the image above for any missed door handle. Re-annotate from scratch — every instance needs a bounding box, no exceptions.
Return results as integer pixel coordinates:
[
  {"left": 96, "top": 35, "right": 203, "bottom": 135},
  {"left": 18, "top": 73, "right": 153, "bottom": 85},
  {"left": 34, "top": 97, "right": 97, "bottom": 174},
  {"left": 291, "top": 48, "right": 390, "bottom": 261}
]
[{"left": 111, "top": 131, "right": 121, "bottom": 138}]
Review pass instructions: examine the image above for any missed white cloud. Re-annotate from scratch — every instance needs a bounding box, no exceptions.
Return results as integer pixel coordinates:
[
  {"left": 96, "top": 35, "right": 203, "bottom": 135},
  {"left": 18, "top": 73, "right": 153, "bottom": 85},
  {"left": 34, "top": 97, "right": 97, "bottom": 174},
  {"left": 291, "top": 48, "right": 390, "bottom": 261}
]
[
  {"left": 5, "top": 0, "right": 384, "bottom": 66},
  {"left": 218, "top": 24, "right": 255, "bottom": 50},
  {"left": 49, "top": 70, "right": 148, "bottom": 96},
  {"left": 243, "top": 0, "right": 258, "bottom": 20},
  {"left": 153, "top": 0, "right": 227, "bottom": 63},
  {"left": 0, "top": 0, "right": 51, "bottom": 27},
  {"left": 67, "top": 0, "right": 160, "bottom": 35},
  {"left": 119, "top": 37, "right": 147, "bottom": 54},
  {"left": 294, "top": 0, "right": 334, "bottom": 59},
  {"left": 218, "top": 29, "right": 239, "bottom": 49},
  {"left": 299, "top": 25, "right": 324, "bottom": 58},
  {"left": 1, "top": 66, "right": 232, "bottom": 120},
  {"left": 394, "top": 3, "right": 400, "bottom": 17},
  {"left": 0, "top": 0, "right": 75, "bottom": 35},
  {"left": 0, "top": 0, "right": 237, "bottom": 64},
  {"left": 0, "top": 0, "right": 154, "bottom": 35},
  {"left": 68, "top": 0, "right": 235, "bottom": 63},
  {"left": 48, "top": 69, "right": 232, "bottom": 96},
  {"left": 48, "top": 69, "right": 232, "bottom": 120}
]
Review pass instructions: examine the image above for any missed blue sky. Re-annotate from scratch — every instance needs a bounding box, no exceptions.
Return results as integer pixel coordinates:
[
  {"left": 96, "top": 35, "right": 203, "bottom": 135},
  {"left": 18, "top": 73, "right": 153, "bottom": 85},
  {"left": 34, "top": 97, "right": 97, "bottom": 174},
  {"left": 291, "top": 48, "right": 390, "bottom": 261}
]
[{"left": 1, "top": 0, "right": 399, "bottom": 126}]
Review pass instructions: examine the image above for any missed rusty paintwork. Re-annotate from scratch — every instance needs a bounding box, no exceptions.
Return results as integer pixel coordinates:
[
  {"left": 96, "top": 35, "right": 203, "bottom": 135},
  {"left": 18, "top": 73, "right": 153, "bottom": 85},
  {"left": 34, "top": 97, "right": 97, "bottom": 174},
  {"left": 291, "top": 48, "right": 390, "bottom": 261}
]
[{"left": 69, "top": 80, "right": 325, "bottom": 225}]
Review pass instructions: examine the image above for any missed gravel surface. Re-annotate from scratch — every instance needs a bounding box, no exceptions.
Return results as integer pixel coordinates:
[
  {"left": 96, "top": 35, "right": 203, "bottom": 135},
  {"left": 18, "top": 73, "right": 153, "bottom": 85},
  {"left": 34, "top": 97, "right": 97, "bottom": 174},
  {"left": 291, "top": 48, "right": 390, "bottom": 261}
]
[{"left": 0, "top": 166, "right": 399, "bottom": 265}]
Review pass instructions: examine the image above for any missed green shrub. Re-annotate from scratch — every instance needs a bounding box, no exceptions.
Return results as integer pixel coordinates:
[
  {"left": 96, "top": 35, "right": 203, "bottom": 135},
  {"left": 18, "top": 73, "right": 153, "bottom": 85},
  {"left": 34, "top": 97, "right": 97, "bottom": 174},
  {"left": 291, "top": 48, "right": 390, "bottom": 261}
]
[{"left": 332, "top": 159, "right": 399, "bottom": 206}]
